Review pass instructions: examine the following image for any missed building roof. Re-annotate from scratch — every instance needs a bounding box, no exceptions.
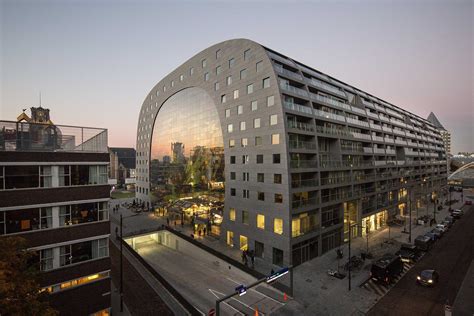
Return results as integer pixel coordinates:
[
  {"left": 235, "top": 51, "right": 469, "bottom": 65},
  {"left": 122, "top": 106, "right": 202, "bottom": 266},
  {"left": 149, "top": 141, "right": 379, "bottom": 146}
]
[
  {"left": 427, "top": 112, "right": 446, "bottom": 130},
  {"left": 109, "top": 147, "right": 136, "bottom": 169}
]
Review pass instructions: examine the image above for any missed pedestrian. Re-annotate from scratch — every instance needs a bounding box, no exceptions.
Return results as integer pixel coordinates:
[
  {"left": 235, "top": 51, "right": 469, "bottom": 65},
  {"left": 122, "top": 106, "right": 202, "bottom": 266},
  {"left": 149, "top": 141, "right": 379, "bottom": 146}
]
[
  {"left": 166, "top": 218, "right": 170, "bottom": 226},
  {"left": 174, "top": 220, "right": 176, "bottom": 226},
  {"left": 115, "top": 227, "right": 119, "bottom": 240},
  {"left": 203, "top": 227, "right": 206, "bottom": 236},
  {"left": 198, "top": 230, "right": 202, "bottom": 236},
  {"left": 241, "top": 251, "right": 246, "bottom": 264},
  {"left": 181, "top": 220, "right": 184, "bottom": 228},
  {"left": 250, "top": 251, "right": 255, "bottom": 267}
]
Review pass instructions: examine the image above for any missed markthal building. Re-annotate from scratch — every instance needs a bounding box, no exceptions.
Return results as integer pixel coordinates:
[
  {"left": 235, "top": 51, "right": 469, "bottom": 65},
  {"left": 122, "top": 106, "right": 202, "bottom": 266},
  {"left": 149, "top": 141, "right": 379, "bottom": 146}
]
[{"left": 136, "top": 39, "right": 447, "bottom": 267}]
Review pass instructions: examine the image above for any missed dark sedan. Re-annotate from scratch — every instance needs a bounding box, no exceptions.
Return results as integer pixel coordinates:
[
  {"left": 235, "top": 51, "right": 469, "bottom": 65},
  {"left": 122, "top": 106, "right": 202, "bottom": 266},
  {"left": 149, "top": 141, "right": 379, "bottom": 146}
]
[{"left": 417, "top": 269, "right": 439, "bottom": 286}]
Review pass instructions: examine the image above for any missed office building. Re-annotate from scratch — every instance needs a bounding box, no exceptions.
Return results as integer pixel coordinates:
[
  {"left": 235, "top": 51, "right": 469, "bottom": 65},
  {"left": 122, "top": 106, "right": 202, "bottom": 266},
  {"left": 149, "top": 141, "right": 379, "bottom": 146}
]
[
  {"left": 135, "top": 39, "right": 447, "bottom": 267},
  {"left": 108, "top": 147, "right": 136, "bottom": 188}
]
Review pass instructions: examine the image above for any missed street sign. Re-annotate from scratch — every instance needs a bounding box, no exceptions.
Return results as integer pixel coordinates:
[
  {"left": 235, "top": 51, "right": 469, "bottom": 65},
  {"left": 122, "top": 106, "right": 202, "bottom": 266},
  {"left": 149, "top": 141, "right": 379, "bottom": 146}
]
[
  {"left": 266, "top": 267, "right": 289, "bottom": 283},
  {"left": 235, "top": 285, "right": 247, "bottom": 296},
  {"left": 208, "top": 308, "right": 215, "bottom": 316}
]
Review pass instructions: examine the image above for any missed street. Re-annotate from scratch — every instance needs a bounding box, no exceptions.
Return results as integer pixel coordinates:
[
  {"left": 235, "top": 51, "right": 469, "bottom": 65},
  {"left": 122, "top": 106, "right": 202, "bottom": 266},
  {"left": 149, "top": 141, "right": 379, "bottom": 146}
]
[{"left": 368, "top": 204, "right": 474, "bottom": 315}]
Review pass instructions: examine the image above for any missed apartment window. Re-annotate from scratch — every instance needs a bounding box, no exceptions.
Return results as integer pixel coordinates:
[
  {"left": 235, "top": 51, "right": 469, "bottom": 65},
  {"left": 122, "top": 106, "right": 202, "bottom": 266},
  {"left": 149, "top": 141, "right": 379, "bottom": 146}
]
[
  {"left": 190, "top": 67, "right": 194, "bottom": 75},
  {"left": 40, "top": 249, "right": 53, "bottom": 271},
  {"left": 270, "top": 114, "right": 278, "bottom": 126},
  {"left": 247, "top": 84, "right": 254, "bottom": 94},
  {"left": 241, "top": 138, "right": 248, "bottom": 147},
  {"left": 244, "top": 49, "right": 251, "bottom": 60},
  {"left": 225, "top": 109, "right": 231, "bottom": 118},
  {"left": 257, "top": 214, "right": 265, "bottom": 229},
  {"left": 227, "top": 124, "right": 233, "bottom": 133},
  {"left": 254, "top": 118, "right": 261, "bottom": 128},
  {"left": 216, "top": 65, "right": 222, "bottom": 75},
  {"left": 242, "top": 210, "right": 249, "bottom": 224},
  {"left": 256, "top": 154, "right": 263, "bottom": 164},
  {"left": 230, "top": 156, "right": 236, "bottom": 164},
  {"left": 275, "top": 194, "right": 283, "bottom": 203},
  {"left": 221, "top": 94, "right": 227, "bottom": 104},
  {"left": 258, "top": 192, "right": 265, "bottom": 201},
  {"left": 263, "top": 77, "right": 270, "bottom": 88},
  {"left": 255, "top": 136, "right": 262, "bottom": 146},
  {"left": 240, "top": 121, "right": 246, "bottom": 131},
  {"left": 240, "top": 235, "right": 248, "bottom": 251},
  {"left": 242, "top": 172, "right": 249, "bottom": 181},
  {"left": 59, "top": 202, "right": 108, "bottom": 226},
  {"left": 204, "top": 72, "right": 209, "bottom": 81},
  {"left": 273, "top": 247, "right": 284, "bottom": 266},
  {"left": 227, "top": 231, "right": 234, "bottom": 247},
  {"left": 229, "top": 208, "right": 236, "bottom": 221},
  {"left": 216, "top": 49, "right": 222, "bottom": 59},
  {"left": 180, "top": 74, "right": 184, "bottom": 81},
  {"left": 242, "top": 155, "right": 249, "bottom": 164},
  {"left": 202, "top": 59, "right": 207, "bottom": 68},
  {"left": 240, "top": 69, "right": 247, "bottom": 79},
  {"left": 215, "top": 82, "right": 220, "bottom": 91},
  {"left": 274, "top": 174, "right": 282, "bottom": 184},
  {"left": 257, "top": 173, "right": 264, "bottom": 183},
  {"left": 163, "top": 85, "right": 166, "bottom": 92},
  {"left": 273, "top": 154, "right": 281, "bottom": 164},
  {"left": 171, "top": 81, "right": 174, "bottom": 87},
  {"left": 98, "top": 238, "right": 108, "bottom": 257},
  {"left": 237, "top": 105, "right": 243, "bottom": 115},
  {"left": 243, "top": 190, "right": 250, "bottom": 199},
  {"left": 229, "top": 139, "right": 235, "bottom": 148},
  {"left": 256, "top": 61, "right": 263, "bottom": 72},
  {"left": 274, "top": 218, "right": 283, "bottom": 235},
  {"left": 227, "top": 76, "right": 232, "bottom": 85},
  {"left": 251, "top": 100, "right": 258, "bottom": 111},
  {"left": 231, "top": 188, "right": 236, "bottom": 196},
  {"left": 272, "top": 134, "right": 280, "bottom": 145},
  {"left": 233, "top": 89, "right": 239, "bottom": 99},
  {"left": 230, "top": 172, "right": 236, "bottom": 180},
  {"left": 40, "top": 208, "right": 52, "bottom": 229},
  {"left": 229, "top": 58, "right": 235, "bottom": 68},
  {"left": 60, "top": 239, "right": 108, "bottom": 267},
  {"left": 267, "top": 95, "right": 275, "bottom": 107}
]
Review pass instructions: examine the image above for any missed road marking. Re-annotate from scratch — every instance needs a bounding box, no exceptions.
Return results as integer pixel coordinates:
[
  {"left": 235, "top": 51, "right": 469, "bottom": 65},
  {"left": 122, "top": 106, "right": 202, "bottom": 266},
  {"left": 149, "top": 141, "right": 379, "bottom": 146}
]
[
  {"left": 208, "top": 289, "right": 244, "bottom": 315},
  {"left": 224, "top": 277, "right": 285, "bottom": 305}
]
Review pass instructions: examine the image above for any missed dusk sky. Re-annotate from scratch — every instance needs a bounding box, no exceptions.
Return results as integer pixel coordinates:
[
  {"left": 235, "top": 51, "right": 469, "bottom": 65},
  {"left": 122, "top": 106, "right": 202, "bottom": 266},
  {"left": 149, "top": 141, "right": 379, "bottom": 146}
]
[{"left": 1, "top": 0, "right": 472, "bottom": 153}]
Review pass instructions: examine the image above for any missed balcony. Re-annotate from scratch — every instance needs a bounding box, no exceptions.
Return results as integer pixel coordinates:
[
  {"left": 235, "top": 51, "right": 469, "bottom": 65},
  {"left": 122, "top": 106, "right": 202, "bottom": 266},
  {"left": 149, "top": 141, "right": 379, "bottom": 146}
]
[
  {"left": 284, "top": 102, "right": 313, "bottom": 115},
  {"left": 373, "top": 148, "right": 386, "bottom": 154},
  {"left": 372, "top": 135, "right": 384, "bottom": 142},
  {"left": 320, "top": 176, "right": 351, "bottom": 186},
  {"left": 280, "top": 82, "right": 309, "bottom": 97},
  {"left": 341, "top": 146, "right": 364, "bottom": 153},
  {"left": 346, "top": 117, "right": 370, "bottom": 128},
  {"left": 393, "top": 129, "right": 406, "bottom": 136},
  {"left": 288, "top": 140, "right": 317, "bottom": 150},
  {"left": 309, "top": 78, "right": 347, "bottom": 99},
  {"left": 291, "top": 179, "right": 319, "bottom": 189},
  {"left": 292, "top": 196, "right": 320, "bottom": 209},
  {"left": 0, "top": 121, "right": 108, "bottom": 153},
  {"left": 350, "top": 106, "right": 367, "bottom": 116},
  {"left": 287, "top": 120, "right": 314, "bottom": 132},
  {"left": 363, "top": 147, "right": 374, "bottom": 154},
  {"left": 314, "top": 110, "right": 346, "bottom": 122},
  {"left": 275, "top": 66, "right": 303, "bottom": 81},
  {"left": 351, "top": 132, "right": 372, "bottom": 141},
  {"left": 319, "top": 160, "right": 342, "bottom": 169},
  {"left": 382, "top": 126, "right": 392, "bottom": 132},
  {"left": 386, "top": 149, "right": 396, "bottom": 155},
  {"left": 395, "top": 139, "right": 407, "bottom": 145},
  {"left": 370, "top": 123, "right": 382, "bottom": 130},
  {"left": 362, "top": 99, "right": 375, "bottom": 108},
  {"left": 316, "top": 126, "right": 350, "bottom": 137},
  {"left": 384, "top": 137, "right": 394, "bottom": 143},
  {"left": 310, "top": 92, "right": 351, "bottom": 111},
  {"left": 290, "top": 160, "right": 318, "bottom": 169}
]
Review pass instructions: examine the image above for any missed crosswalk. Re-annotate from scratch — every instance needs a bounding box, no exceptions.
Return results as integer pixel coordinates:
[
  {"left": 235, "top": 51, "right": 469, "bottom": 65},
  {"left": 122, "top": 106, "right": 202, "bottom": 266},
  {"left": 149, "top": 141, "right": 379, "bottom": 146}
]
[{"left": 360, "top": 262, "right": 413, "bottom": 297}]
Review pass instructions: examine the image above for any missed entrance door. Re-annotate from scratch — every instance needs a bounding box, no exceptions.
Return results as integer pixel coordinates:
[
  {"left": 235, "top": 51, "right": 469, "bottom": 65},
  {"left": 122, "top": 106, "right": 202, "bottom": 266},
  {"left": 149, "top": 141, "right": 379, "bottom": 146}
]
[{"left": 255, "top": 241, "right": 264, "bottom": 258}]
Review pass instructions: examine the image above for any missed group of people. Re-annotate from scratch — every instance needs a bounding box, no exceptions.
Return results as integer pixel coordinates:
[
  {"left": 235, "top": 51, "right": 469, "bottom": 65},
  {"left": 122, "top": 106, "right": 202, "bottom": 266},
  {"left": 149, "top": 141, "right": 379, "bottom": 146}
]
[{"left": 241, "top": 249, "right": 255, "bottom": 268}]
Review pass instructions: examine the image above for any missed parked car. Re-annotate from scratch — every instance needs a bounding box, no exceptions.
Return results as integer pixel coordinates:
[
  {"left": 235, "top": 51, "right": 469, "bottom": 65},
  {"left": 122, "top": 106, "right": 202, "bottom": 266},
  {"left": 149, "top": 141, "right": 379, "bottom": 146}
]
[
  {"left": 442, "top": 218, "right": 453, "bottom": 227},
  {"left": 424, "top": 231, "right": 438, "bottom": 242},
  {"left": 436, "top": 224, "right": 448, "bottom": 233},
  {"left": 417, "top": 269, "right": 439, "bottom": 286},
  {"left": 395, "top": 243, "right": 421, "bottom": 263},
  {"left": 431, "top": 228, "right": 443, "bottom": 238},
  {"left": 415, "top": 235, "right": 433, "bottom": 251},
  {"left": 371, "top": 255, "right": 403, "bottom": 285},
  {"left": 444, "top": 216, "right": 455, "bottom": 225},
  {"left": 451, "top": 210, "right": 463, "bottom": 219},
  {"left": 465, "top": 200, "right": 472, "bottom": 205}
]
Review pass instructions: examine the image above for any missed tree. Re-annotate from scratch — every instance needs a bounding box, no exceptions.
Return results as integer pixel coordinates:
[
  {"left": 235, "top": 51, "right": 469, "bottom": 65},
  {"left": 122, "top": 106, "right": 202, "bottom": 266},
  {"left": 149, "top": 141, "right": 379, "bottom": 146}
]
[{"left": 0, "top": 236, "right": 57, "bottom": 316}]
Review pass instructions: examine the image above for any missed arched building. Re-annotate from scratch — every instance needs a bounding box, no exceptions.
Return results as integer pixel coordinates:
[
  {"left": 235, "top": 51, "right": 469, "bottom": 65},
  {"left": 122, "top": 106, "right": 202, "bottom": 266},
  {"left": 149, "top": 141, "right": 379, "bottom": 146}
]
[{"left": 135, "top": 39, "right": 447, "bottom": 267}]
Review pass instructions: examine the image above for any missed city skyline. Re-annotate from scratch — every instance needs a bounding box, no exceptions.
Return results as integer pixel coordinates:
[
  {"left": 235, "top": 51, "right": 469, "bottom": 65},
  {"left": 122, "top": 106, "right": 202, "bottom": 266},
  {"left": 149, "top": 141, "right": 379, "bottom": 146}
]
[{"left": 1, "top": 0, "right": 472, "bottom": 153}]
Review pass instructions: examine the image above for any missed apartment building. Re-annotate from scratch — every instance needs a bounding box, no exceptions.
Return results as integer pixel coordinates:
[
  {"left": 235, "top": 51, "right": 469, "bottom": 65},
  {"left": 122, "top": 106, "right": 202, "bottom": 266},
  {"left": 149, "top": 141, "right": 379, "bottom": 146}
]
[
  {"left": 135, "top": 39, "right": 447, "bottom": 267},
  {"left": 0, "top": 107, "right": 111, "bottom": 315}
]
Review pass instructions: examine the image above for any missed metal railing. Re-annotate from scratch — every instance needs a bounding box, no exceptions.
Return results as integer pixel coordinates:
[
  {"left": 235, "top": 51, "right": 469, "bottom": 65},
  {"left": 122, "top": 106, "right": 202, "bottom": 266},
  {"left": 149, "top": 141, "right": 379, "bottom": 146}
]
[
  {"left": 0, "top": 120, "right": 108, "bottom": 152},
  {"left": 292, "top": 196, "right": 320, "bottom": 208},
  {"left": 288, "top": 140, "right": 317, "bottom": 150},
  {"left": 291, "top": 179, "right": 319, "bottom": 188},
  {"left": 283, "top": 102, "right": 313, "bottom": 115},
  {"left": 290, "top": 160, "right": 318, "bottom": 168},
  {"left": 287, "top": 120, "right": 314, "bottom": 132}
]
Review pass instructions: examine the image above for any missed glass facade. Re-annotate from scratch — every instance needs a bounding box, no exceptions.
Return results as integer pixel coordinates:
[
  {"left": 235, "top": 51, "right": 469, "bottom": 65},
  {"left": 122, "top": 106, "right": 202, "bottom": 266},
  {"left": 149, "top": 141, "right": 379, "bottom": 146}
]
[{"left": 150, "top": 87, "right": 225, "bottom": 234}]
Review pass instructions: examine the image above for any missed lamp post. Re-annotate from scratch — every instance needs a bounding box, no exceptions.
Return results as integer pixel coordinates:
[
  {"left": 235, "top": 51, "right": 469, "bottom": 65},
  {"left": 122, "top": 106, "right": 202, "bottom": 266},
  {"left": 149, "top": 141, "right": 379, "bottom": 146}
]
[
  {"left": 348, "top": 215, "right": 351, "bottom": 291},
  {"left": 120, "top": 214, "right": 124, "bottom": 312}
]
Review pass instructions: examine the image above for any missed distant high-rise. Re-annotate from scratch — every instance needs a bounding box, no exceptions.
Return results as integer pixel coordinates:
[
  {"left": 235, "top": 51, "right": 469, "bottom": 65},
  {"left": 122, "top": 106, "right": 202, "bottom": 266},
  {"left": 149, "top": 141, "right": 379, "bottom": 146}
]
[{"left": 427, "top": 112, "right": 451, "bottom": 155}]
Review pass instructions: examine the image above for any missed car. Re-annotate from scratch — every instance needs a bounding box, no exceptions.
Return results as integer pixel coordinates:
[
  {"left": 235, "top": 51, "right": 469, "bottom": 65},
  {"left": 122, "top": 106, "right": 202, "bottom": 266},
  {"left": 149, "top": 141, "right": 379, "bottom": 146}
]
[
  {"left": 430, "top": 228, "right": 443, "bottom": 238},
  {"left": 436, "top": 223, "right": 448, "bottom": 232},
  {"left": 371, "top": 255, "right": 403, "bottom": 285},
  {"left": 465, "top": 200, "right": 472, "bottom": 205},
  {"left": 415, "top": 235, "right": 433, "bottom": 251},
  {"left": 441, "top": 220, "right": 452, "bottom": 228},
  {"left": 451, "top": 210, "right": 463, "bottom": 219},
  {"left": 417, "top": 269, "right": 439, "bottom": 286},
  {"left": 396, "top": 243, "right": 421, "bottom": 263},
  {"left": 445, "top": 216, "right": 455, "bottom": 224},
  {"left": 424, "top": 231, "right": 438, "bottom": 241}
]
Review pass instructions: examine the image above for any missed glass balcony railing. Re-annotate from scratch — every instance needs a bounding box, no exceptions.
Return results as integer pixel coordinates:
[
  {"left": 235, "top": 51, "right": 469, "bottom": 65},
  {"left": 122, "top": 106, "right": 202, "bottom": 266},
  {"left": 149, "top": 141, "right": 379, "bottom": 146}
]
[
  {"left": 292, "top": 196, "right": 320, "bottom": 208},
  {"left": 372, "top": 135, "right": 384, "bottom": 142},
  {"left": 308, "top": 78, "right": 347, "bottom": 99},
  {"left": 0, "top": 120, "right": 108, "bottom": 153},
  {"left": 287, "top": 120, "right": 314, "bottom": 132},
  {"left": 290, "top": 160, "right": 318, "bottom": 168},
  {"left": 370, "top": 123, "right": 382, "bottom": 130},
  {"left": 310, "top": 92, "right": 351, "bottom": 111},
  {"left": 366, "top": 111, "right": 379, "bottom": 119},
  {"left": 283, "top": 102, "right": 313, "bottom": 115},
  {"left": 280, "top": 82, "right": 309, "bottom": 97},
  {"left": 373, "top": 148, "right": 386, "bottom": 154},
  {"left": 320, "top": 177, "right": 351, "bottom": 186},
  {"left": 314, "top": 110, "right": 346, "bottom": 122},
  {"left": 316, "top": 126, "right": 350, "bottom": 137},
  {"left": 351, "top": 132, "right": 372, "bottom": 141},
  {"left": 275, "top": 66, "right": 303, "bottom": 81},
  {"left": 291, "top": 179, "right": 319, "bottom": 188},
  {"left": 346, "top": 117, "right": 370, "bottom": 128},
  {"left": 288, "top": 140, "right": 317, "bottom": 150}
]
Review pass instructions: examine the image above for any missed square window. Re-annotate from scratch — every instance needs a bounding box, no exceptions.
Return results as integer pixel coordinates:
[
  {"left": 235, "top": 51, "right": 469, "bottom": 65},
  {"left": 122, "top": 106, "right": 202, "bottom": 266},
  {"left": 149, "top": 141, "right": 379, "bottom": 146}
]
[
  {"left": 263, "top": 77, "right": 270, "bottom": 88},
  {"left": 237, "top": 105, "right": 243, "bottom": 115},
  {"left": 216, "top": 49, "right": 222, "bottom": 59},
  {"left": 215, "top": 82, "right": 220, "bottom": 91},
  {"left": 242, "top": 155, "right": 249, "bottom": 164},
  {"left": 204, "top": 72, "right": 209, "bottom": 81},
  {"left": 256, "top": 154, "right": 263, "bottom": 164},
  {"left": 225, "top": 109, "right": 231, "bottom": 118},
  {"left": 242, "top": 210, "right": 249, "bottom": 224},
  {"left": 270, "top": 114, "right": 278, "bottom": 126},
  {"left": 257, "top": 173, "right": 264, "bottom": 183},
  {"left": 230, "top": 172, "right": 236, "bottom": 180},
  {"left": 267, "top": 95, "right": 275, "bottom": 107},
  {"left": 247, "top": 84, "right": 254, "bottom": 94},
  {"left": 227, "top": 231, "right": 234, "bottom": 247},
  {"left": 180, "top": 74, "right": 184, "bottom": 81},
  {"left": 171, "top": 80, "right": 174, "bottom": 87},
  {"left": 227, "top": 124, "right": 233, "bottom": 133},
  {"left": 233, "top": 89, "right": 239, "bottom": 99},
  {"left": 255, "top": 136, "right": 262, "bottom": 146},
  {"left": 229, "top": 208, "right": 236, "bottom": 221},
  {"left": 258, "top": 192, "right": 265, "bottom": 201},
  {"left": 163, "top": 85, "right": 166, "bottom": 92},
  {"left": 231, "top": 188, "right": 236, "bottom": 196},
  {"left": 229, "top": 58, "right": 235, "bottom": 68},
  {"left": 272, "top": 247, "right": 284, "bottom": 265},
  {"left": 272, "top": 133, "right": 280, "bottom": 145},
  {"left": 240, "top": 121, "right": 246, "bottom": 131},
  {"left": 221, "top": 94, "right": 226, "bottom": 103},
  {"left": 273, "top": 154, "right": 281, "bottom": 164},
  {"left": 257, "top": 214, "right": 265, "bottom": 229},
  {"left": 274, "top": 193, "right": 283, "bottom": 203},
  {"left": 243, "top": 190, "right": 250, "bottom": 199},
  {"left": 229, "top": 139, "right": 235, "bottom": 148},
  {"left": 230, "top": 156, "right": 236, "bottom": 164},
  {"left": 254, "top": 118, "right": 261, "bottom": 128},
  {"left": 242, "top": 172, "right": 249, "bottom": 181},
  {"left": 256, "top": 61, "right": 263, "bottom": 72},
  {"left": 244, "top": 49, "right": 251, "bottom": 60},
  {"left": 227, "top": 76, "right": 232, "bottom": 85},
  {"left": 190, "top": 67, "right": 194, "bottom": 75},
  {"left": 251, "top": 100, "right": 258, "bottom": 111},
  {"left": 241, "top": 138, "right": 248, "bottom": 147},
  {"left": 240, "top": 69, "right": 247, "bottom": 79},
  {"left": 216, "top": 65, "right": 222, "bottom": 75},
  {"left": 202, "top": 59, "right": 207, "bottom": 68},
  {"left": 274, "top": 174, "right": 282, "bottom": 184}
]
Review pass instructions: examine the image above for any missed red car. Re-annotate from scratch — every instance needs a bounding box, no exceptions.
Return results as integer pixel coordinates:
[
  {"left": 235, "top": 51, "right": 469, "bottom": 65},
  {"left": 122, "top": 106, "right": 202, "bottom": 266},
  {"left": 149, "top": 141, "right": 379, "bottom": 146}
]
[{"left": 465, "top": 200, "right": 472, "bottom": 205}]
